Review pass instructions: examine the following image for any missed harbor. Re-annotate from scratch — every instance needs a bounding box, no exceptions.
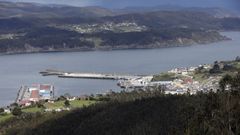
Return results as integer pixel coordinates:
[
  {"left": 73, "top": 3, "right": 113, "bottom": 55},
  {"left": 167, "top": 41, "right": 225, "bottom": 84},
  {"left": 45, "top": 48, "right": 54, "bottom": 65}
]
[{"left": 40, "top": 61, "right": 225, "bottom": 95}]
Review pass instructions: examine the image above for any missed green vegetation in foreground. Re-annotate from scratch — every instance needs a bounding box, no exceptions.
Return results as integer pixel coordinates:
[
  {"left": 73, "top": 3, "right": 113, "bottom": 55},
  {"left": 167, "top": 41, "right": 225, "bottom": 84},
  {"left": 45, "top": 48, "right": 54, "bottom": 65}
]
[
  {"left": 0, "top": 114, "right": 13, "bottom": 123},
  {"left": 1, "top": 72, "right": 240, "bottom": 135}
]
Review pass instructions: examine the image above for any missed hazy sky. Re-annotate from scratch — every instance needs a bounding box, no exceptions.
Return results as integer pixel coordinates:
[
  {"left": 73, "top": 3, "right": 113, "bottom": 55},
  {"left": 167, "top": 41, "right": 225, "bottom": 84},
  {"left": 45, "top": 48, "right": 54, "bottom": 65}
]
[{"left": 3, "top": 0, "right": 240, "bottom": 11}]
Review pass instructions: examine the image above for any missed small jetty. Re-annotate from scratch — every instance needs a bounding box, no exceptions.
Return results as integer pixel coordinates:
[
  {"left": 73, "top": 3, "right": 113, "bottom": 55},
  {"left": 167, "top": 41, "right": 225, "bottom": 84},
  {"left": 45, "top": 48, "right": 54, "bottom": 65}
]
[{"left": 40, "top": 69, "right": 145, "bottom": 80}]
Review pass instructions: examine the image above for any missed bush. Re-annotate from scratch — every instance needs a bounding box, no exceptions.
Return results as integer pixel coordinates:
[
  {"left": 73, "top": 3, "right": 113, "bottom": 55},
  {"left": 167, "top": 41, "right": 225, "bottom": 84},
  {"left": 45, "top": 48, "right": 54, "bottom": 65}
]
[
  {"left": 0, "top": 108, "right": 4, "bottom": 114},
  {"left": 64, "top": 100, "right": 70, "bottom": 107},
  {"left": 11, "top": 107, "right": 22, "bottom": 116},
  {"left": 209, "top": 62, "right": 221, "bottom": 74},
  {"left": 235, "top": 56, "right": 240, "bottom": 62}
]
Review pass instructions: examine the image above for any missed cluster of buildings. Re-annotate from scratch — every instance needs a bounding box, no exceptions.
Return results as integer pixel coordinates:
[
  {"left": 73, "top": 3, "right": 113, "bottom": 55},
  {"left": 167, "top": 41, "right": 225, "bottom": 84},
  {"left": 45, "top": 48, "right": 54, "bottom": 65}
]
[
  {"left": 15, "top": 84, "right": 54, "bottom": 106},
  {"left": 164, "top": 76, "right": 220, "bottom": 95},
  {"left": 117, "top": 76, "right": 172, "bottom": 90},
  {"left": 117, "top": 64, "right": 220, "bottom": 95},
  {"left": 168, "top": 67, "right": 197, "bottom": 75},
  {"left": 56, "top": 22, "right": 147, "bottom": 34},
  {"left": 167, "top": 64, "right": 211, "bottom": 75}
]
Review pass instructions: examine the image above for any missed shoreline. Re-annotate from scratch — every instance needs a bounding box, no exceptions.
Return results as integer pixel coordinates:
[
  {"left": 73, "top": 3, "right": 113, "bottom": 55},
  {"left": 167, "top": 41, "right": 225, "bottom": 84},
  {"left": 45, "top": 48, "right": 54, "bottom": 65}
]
[{"left": 0, "top": 37, "right": 230, "bottom": 56}]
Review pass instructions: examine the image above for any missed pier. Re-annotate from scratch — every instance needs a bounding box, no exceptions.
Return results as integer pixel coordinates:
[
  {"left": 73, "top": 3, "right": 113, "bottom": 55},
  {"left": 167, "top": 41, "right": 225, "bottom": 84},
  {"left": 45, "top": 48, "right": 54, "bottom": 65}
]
[{"left": 40, "top": 69, "right": 145, "bottom": 80}]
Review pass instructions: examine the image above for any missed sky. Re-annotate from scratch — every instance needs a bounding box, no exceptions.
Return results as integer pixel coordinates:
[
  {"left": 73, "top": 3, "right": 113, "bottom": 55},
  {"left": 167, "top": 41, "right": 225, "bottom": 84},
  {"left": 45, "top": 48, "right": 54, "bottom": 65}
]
[{"left": 2, "top": 0, "right": 240, "bottom": 11}]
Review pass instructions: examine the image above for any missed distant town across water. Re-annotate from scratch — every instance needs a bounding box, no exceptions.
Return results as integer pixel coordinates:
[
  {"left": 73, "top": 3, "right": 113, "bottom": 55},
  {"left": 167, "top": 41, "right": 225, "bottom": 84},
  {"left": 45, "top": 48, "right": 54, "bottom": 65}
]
[{"left": 0, "top": 32, "right": 240, "bottom": 107}]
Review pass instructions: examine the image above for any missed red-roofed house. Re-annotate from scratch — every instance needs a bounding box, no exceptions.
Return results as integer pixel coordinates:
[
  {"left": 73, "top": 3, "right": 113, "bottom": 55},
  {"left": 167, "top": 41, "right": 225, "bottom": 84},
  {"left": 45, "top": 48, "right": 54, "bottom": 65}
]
[
  {"left": 40, "top": 84, "right": 51, "bottom": 91},
  {"left": 30, "top": 90, "right": 40, "bottom": 102},
  {"left": 182, "top": 78, "right": 193, "bottom": 84}
]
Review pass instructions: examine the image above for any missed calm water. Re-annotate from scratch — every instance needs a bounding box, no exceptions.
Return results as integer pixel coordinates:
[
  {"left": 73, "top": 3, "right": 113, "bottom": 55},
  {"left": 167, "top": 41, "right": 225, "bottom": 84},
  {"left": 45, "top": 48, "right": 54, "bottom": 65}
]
[{"left": 0, "top": 32, "right": 239, "bottom": 106}]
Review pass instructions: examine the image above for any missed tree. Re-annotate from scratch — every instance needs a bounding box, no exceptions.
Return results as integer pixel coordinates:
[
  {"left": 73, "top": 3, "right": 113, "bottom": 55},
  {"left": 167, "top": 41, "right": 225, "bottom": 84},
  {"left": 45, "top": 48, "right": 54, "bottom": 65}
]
[
  {"left": 230, "top": 72, "right": 240, "bottom": 94},
  {"left": 209, "top": 62, "right": 221, "bottom": 74},
  {"left": 10, "top": 103, "right": 18, "bottom": 108},
  {"left": 58, "top": 96, "right": 66, "bottom": 101},
  {"left": 64, "top": 100, "right": 70, "bottom": 107},
  {"left": 235, "top": 56, "right": 240, "bottom": 62},
  {"left": 64, "top": 93, "right": 71, "bottom": 99},
  {"left": 223, "top": 64, "right": 234, "bottom": 71},
  {"left": 12, "top": 107, "right": 22, "bottom": 116},
  {"left": 219, "top": 74, "right": 233, "bottom": 91},
  {"left": 0, "top": 108, "right": 4, "bottom": 114},
  {"left": 36, "top": 102, "right": 44, "bottom": 108}
]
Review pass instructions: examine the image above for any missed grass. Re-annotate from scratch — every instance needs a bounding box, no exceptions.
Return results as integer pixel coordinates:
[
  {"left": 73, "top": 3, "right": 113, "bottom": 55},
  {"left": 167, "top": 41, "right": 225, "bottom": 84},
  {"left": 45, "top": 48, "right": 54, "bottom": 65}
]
[
  {"left": 44, "top": 101, "right": 65, "bottom": 109},
  {"left": 44, "top": 100, "right": 96, "bottom": 110},
  {"left": 152, "top": 73, "right": 176, "bottom": 81},
  {"left": 192, "top": 61, "right": 240, "bottom": 82},
  {"left": 69, "top": 100, "right": 96, "bottom": 108},
  {"left": 233, "top": 62, "right": 240, "bottom": 69},
  {"left": 14, "top": 100, "right": 97, "bottom": 115},
  {"left": 192, "top": 72, "right": 209, "bottom": 82},
  {"left": 22, "top": 107, "right": 43, "bottom": 113},
  {"left": 0, "top": 113, "right": 13, "bottom": 123}
]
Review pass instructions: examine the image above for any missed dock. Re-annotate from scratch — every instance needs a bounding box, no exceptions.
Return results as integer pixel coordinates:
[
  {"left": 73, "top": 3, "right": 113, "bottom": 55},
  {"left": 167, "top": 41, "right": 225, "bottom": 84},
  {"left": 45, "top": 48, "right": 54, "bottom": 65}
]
[{"left": 40, "top": 69, "right": 145, "bottom": 80}]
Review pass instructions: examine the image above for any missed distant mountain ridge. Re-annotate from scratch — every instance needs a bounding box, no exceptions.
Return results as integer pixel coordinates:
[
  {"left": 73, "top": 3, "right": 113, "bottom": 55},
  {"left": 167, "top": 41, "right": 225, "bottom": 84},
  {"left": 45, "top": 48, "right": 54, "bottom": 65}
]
[
  {"left": 0, "top": 1, "right": 114, "bottom": 18},
  {"left": 116, "top": 5, "right": 239, "bottom": 18},
  {"left": 0, "top": 1, "right": 239, "bottom": 19}
]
